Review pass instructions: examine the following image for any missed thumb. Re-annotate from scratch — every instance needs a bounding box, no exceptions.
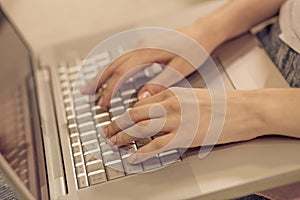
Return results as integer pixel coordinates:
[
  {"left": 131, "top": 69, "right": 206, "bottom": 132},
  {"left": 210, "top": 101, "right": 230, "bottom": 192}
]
[{"left": 138, "top": 83, "right": 166, "bottom": 100}]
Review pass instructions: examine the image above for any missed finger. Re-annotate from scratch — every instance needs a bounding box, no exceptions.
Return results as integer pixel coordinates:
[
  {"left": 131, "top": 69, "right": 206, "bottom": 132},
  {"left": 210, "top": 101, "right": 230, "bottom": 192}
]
[
  {"left": 138, "top": 83, "right": 166, "bottom": 100},
  {"left": 134, "top": 88, "right": 172, "bottom": 108},
  {"left": 127, "top": 134, "right": 175, "bottom": 164},
  {"left": 137, "top": 57, "right": 194, "bottom": 100},
  {"left": 81, "top": 54, "right": 130, "bottom": 94},
  {"left": 98, "top": 73, "right": 124, "bottom": 107},
  {"left": 108, "top": 118, "right": 170, "bottom": 147},
  {"left": 105, "top": 103, "right": 166, "bottom": 137},
  {"left": 98, "top": 57, "right": 162, "bottom": 106}
]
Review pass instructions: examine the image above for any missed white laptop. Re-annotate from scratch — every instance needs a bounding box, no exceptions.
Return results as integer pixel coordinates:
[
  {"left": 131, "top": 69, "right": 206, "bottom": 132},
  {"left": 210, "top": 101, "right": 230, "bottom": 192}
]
[{"left": 1, "top": 2, "right": 300, "bottom": 200}]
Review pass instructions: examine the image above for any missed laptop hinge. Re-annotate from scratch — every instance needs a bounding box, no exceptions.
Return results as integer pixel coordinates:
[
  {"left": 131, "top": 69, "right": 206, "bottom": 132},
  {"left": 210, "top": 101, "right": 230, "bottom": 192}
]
[{"left": 35, "top": 69, "right": 66, "bottom": 199}]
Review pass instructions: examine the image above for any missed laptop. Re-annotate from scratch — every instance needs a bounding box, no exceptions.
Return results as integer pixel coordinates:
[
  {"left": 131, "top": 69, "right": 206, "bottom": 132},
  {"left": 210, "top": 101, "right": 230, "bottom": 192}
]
[{"left": 1, "top": 2, "right": 300, "bottom": 200}]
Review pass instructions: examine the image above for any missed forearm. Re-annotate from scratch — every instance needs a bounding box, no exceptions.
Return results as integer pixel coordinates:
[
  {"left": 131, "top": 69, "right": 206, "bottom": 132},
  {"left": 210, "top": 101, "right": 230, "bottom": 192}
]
[
  {"left": 259, "top": 88, "right": 300, "bottom": 138},
  {"left": 192, "top": 0, "right": 286, "bottom": 53},
  {"left": 228, "top": 88, "right": 300, "bottom": 142},
  {"left": 216, "top": 89, "right": 300, "bottom": 144}
]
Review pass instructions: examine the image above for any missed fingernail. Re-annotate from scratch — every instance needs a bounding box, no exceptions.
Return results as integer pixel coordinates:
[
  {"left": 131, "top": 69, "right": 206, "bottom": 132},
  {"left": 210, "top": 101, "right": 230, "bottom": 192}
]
[
  {"left": 103, "top": 127, "right": 108, "bottom": 138},
  {"left": 127, "top": 154, "right": 137, "bottom": 164},
  {"left": 108, "top": 135, "right": 116, "bottom": 145},
  {"left": 139, "top": 91, "right": 151, "bottom": 100}
]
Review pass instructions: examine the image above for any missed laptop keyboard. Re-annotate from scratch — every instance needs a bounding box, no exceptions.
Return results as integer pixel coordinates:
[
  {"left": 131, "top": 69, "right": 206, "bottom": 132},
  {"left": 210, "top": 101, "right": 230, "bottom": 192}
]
[{"left": 58, "top": 51, "right": 182, "bottom": 189}]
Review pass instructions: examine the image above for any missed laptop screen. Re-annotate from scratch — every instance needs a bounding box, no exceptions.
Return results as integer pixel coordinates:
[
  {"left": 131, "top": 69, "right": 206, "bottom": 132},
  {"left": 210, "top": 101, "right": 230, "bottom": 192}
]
[{"left": 0, "top": 7, "right": 48, "bottom": 199}]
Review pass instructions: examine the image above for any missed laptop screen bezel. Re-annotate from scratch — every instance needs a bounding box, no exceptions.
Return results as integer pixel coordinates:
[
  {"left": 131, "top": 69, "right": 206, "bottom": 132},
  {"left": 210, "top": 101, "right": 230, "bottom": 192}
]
[{"left": 0, "top": 4, "right": 50, "bottom": 200}]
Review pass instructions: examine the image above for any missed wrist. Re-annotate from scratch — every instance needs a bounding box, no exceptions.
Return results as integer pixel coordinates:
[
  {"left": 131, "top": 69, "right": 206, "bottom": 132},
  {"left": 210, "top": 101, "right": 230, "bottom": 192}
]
[
  {"left": 221, "top": 90, "right": 269, "bottom": 143},
  {"left": 176, "top": 15, "right": 228, "bottom": 54},
  {"left": 191, "top": 14, "right": 231, "bottom": 53},
  {"left": 257, "top": 88, "right": 300, "bottom": 138}
]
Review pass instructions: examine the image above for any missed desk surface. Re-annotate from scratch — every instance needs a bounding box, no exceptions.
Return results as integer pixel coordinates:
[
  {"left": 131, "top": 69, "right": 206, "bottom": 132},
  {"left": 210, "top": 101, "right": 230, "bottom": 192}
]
[{"left": 1, "top": 0, "right": 225, "bottom": 52}]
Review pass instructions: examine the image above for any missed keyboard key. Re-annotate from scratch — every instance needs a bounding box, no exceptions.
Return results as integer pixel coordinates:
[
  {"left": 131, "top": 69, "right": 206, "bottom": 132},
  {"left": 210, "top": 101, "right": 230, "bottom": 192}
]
[
  {"left": 158, "top": 150, "right": 181, "bottom": 166},
  {"left": 109, "top": 106, "right": 125, "bottom": 117},
  {"left": 78, "top": 121, "right": 95, "bottom": 133},
  {"left": 75, "top": 164, "right": 85, "bottom": 174},
  {"left": 84, "top": 73, "right": 96, "bottom": 81},
  {"left": 103, "top": 151, "right": 121, "bottom": 164},
  {"left": 74, "top": 98, "right": 90, "bottom": 107},
  {"left": 93, "top": 51, "right": 110, "bottom": 60},
  {"left": 125, "top": 77, "right": 134, "bottom": 84},
  {"left": 75, "top": 104, "right": 91, "bottom": 115},
  {"left": 68, "top": 123, "right": 77, "bottom": 130},
  {"left": 119, "top": 143, "right": 137, "bottom": 156},
  {"left": 100, "top": 142, "right": 119, "bottom": 153},
  {"left": 72, "top": 80, "right": 85, "bottom": 90},
  {"left": 68, "top": 66, "right": 79, "bottom": 75},
  {"left": 144, "top": 64, "right": 163, "bottom": 78},
  {"left": 74, "top": 154, "right": 84, "bottom": 164},
  {"left": 94, "top": 113, "right": 110, "bottom": 124},
  {"left": 70, "top": 132, "right": 79, "bottom": 138},
  {"left": 72, "top": 145, "right": 82, "bottom": 154},
  {"left": 133, "top": 70, "right": 147, "bottom": 79},
  {"left": 66, "top": 107, "right": 75, "bottom": 116},
  {"left": 142, "top": 157, "right": 161, "bottom": 171},
  {"left": 123, "top": 98, "right": 137, "bottom": 108},
  {"left": 122, "top": 155, "right": 143, "bottom": 174},
  {"left": 62, "top": 90, "right": 71, "bottom": 98},
  {"left": 69, "top": 74, "right": 78, "bottom": 83},
  {"left": 92, "top": 105, "right": 107, "bottom": 112},
  {"left": 134, "top": 76, "right": 150, "bottom": 88},
  {"left": 82, "top": 140, "right": 99, "bottom": 152},
  {"left": 69, "top": 126, "right": 79, "bottom": 134},
  {"left": 120, "top": 82, "right": 135, "bottom": 92},
  {"left": 64, "top": 99, "right": 73, "bottom": 108},
  {"left": 58, "top": 65, "right": 68, "bottom": 74},
  {"left": 82, "top": 63, "right": 97, "bottom": 74},
  {"left": 84, "top": 152, "right": 101, "bottom": 163},
  {"left": 67, "top": 116, "right": 76, "bottom": 125},
  {"left": 93, "top": 106, "right": 108, "bottom": 115},
  {"left": 121, "top": 90, "right": 137, "bottom": 100},
  {"left": 88, "top": 170, "right": 107, "bottom": 185},
  {"left": 109, "top": 97, "right": 123, "bottom": 108},
  {"left": 80, "top": 130, "right": 97, "bottom": 142},
  {"left": 64, "top": 101, "right": 72, "bottom": 108},
  {"left": 86, "top": 160, "right": 105, "bottom": 173},
  {"left": 77, "top": 113, "right": 93, "bottom": 124},
  {"left": 96, "top": 121, "right": 110, "bottom": 129},
  {"left": 105, "top": 162, "right": 125, "bottom": 180},
  {"left": 77, "top": 174, "right": 88, "bottom": 188},
  {"left": 111, "top": 116, "right": 121, "bottom": 121},
  {"left": 70, "top": 135, "right": 80, "bottom": 144}
]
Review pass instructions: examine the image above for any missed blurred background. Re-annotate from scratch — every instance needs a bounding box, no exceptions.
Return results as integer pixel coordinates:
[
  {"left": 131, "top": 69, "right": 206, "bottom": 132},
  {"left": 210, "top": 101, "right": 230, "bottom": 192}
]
[{"left": 0, "top": 0, "right": 226, "bottom": 53}]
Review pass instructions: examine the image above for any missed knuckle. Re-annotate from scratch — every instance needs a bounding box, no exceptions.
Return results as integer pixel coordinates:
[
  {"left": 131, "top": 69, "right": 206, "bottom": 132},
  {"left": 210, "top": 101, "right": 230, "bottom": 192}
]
[
  {"left": 133, "top": 100, "right": 142, "bottom": 107},
  {"left": 151, "top": 138, "right": 165, "bottom": 150},
  {"left": 163, "top": 88, "right": 173, "bottom": 98},
  {"left": 165, "top": 98, "right": 179, "bottom": 112},
  {"left": 115, "top": 133, "right": 125, "bottom": 145},
  {"left": 109, "top": 121, "right": 117, "bottom": 132},
  {"left": 128, "top": 108, "right": 139, "bottom": 122}
]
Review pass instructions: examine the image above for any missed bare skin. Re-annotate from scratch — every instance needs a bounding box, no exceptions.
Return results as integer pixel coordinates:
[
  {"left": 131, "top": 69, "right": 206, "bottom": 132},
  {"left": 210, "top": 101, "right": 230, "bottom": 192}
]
[{"left": 83, "top": 0, "right": 300, "bottom": 164}]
